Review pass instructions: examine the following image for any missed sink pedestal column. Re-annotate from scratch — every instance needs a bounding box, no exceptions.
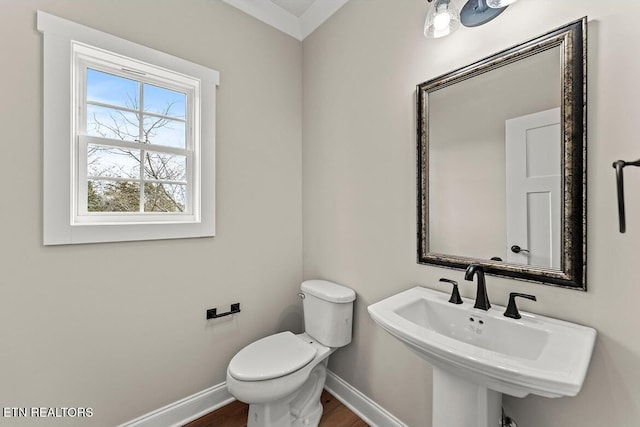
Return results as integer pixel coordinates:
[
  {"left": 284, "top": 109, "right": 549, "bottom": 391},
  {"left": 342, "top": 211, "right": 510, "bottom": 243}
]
[{"left": 432, "top": 367, "right": 502, "bottom": 427}]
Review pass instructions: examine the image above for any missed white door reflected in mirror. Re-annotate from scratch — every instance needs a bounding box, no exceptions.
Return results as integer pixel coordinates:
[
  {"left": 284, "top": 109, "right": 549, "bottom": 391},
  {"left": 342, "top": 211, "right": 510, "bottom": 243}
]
[{"left": 506, "top": 108, "right": 561, "bottom": 269}]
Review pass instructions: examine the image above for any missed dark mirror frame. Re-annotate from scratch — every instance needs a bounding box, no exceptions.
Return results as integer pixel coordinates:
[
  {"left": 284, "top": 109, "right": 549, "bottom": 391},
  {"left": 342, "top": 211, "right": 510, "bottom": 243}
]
[{"left": 417, "top": 17, "right": 587, "bottom": 290}]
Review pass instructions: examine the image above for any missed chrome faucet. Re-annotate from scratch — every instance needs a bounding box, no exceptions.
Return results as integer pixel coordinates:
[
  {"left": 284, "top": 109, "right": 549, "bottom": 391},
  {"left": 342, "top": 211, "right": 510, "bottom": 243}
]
[{"left": 464, "top": 264, "right": 491, "bottom": 311}]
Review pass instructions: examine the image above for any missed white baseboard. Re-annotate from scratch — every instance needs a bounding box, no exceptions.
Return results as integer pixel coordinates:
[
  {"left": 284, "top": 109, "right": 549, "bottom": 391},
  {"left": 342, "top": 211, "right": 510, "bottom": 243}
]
[
  {"left": 116, "top": 382, "right": 234, "bottom": 427},
  {"left": 117, "top": 370, "right": 405, "bottom": 427},
  {"left": 324, "top": 370, "right": 408, "bottom": 427}
]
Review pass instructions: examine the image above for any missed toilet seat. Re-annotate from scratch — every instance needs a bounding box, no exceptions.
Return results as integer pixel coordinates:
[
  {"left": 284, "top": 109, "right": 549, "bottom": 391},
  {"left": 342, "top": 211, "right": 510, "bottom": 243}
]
[{"left": 229, "top": 332, "right": 317, "bottom": 381}]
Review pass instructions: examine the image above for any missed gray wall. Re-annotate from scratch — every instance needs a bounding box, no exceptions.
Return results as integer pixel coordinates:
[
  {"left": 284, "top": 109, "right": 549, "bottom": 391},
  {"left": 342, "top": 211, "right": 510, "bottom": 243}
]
[
  {"left": 0, "top": 1, "right": 302, "bottom": 426},
  {"left": 303, "top": 1, "right": 640, "bottom": 426}
]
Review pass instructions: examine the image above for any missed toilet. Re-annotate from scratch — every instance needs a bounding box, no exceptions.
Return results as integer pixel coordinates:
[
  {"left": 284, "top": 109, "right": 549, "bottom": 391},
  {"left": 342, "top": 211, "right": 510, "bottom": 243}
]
[{"left": 226, "top": 280, "right": 356, "bottom": 427}]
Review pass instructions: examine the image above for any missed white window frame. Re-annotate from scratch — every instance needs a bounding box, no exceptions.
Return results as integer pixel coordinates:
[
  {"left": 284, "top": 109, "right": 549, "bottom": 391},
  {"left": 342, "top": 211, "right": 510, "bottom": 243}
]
[{"left": 38, "top": 11, "right": 219, "bottom": 245}]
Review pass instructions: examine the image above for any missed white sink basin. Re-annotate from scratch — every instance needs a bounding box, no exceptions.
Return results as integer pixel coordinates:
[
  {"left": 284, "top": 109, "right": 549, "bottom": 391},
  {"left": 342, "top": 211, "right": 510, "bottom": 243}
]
[{"left": 368, "top": 286, "right": 596, "bottom": 399}]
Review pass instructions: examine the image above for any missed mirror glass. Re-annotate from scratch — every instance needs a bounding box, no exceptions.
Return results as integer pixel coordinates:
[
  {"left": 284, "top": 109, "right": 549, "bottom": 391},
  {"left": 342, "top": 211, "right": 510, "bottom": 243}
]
[
  {"left": 429, "top": 47, "right": 561, "bottom": 268},
  {"left": 417, "top": 18, "right": 587, "bottom": 289}
]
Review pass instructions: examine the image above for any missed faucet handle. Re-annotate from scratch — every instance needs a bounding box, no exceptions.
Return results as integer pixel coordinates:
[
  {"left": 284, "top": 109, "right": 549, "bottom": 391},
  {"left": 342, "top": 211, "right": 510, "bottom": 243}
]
[
  {"left": 504, "top": 292, "right": 537, "bottom": 319},
  {"left": 439, "top": 278, "right": 463, "bottom": 305}
]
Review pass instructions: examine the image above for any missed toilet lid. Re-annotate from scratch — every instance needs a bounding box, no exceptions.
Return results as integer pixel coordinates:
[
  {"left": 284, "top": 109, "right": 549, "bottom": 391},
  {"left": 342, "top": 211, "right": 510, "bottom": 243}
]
[{"left": 229, "top": 332, "right": 317, "bottom": 381}]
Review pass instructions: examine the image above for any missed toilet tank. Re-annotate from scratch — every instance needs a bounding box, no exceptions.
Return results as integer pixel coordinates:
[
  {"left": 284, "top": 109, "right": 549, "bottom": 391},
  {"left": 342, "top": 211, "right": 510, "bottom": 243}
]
[{"left": 301, "top": 280, "right": 356, "bottom": 347}]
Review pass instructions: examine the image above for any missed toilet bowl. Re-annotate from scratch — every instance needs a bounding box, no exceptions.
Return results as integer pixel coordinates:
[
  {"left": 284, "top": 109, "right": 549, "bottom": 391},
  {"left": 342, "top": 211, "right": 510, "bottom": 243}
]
[
  {"left": 226, "top": 280, "right": 355, "bottom": 427},
  {"left": 227, "top": 332, "right": 333, "bottom": 427}
]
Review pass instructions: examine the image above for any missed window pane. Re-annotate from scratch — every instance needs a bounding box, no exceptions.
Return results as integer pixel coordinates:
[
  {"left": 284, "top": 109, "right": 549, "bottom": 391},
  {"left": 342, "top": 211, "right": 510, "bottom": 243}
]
[
  {"left": 143, "top": 84, "right": 186, "bottom": 119},
  {"left": 143, "top": 151, "right": 187, "bottom": 182},
  {"left": 88, "top": 180, "right": 140, "bottom": 212},
  {"left": 87, "top": 69, "right": 139, "bottom": 109},
  {"left": 88, "top": 145, "right": 141, "bottom": 179},
  {"left": 144, "top": 183, "right": 186, "bottom": 212},
  {"left": 87, "top": 105, "right": 140, "bottom": 141},
  {"left": 143, "top": 116, "right": 185, "bottom": 148}
]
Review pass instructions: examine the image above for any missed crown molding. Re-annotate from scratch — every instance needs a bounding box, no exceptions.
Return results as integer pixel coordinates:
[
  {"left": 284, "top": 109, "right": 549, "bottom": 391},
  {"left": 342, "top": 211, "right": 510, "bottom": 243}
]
[{"left": 221, "top": 0, "right": 349, "bottom": 41}]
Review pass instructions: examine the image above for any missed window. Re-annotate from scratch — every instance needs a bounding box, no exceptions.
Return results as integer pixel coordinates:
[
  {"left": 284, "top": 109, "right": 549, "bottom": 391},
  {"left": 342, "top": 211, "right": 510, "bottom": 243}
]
[
  {"left": 38, "top": 11, "right": 219, "bottom": 245},
  {"left": 75, "top": 44, "right": 198, "bottom": 223}
]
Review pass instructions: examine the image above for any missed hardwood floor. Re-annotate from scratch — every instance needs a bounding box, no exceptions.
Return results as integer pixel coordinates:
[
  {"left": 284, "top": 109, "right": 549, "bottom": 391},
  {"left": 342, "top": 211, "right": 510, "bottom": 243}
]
[
  {"left": 184, "top": 390, "right": 368, "bottom": 427},
  {"left": 316, "top": 390, "right": 368, "bottom": 427}
]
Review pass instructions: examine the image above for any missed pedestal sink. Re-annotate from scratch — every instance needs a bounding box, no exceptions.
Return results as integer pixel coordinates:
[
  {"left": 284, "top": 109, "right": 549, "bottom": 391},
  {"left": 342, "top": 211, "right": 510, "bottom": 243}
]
[{"left": 367, "top": 286, "right": 596, "bottom": 427}]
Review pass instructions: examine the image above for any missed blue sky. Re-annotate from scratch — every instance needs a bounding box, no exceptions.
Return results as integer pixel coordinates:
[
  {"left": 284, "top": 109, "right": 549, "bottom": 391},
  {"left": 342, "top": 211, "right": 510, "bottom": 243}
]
[
  {"left": 86, "top": 68, "right": 187, "bottom": 149},
  {"left": 86, "top": 68, "right": 186, "bottom": 118}
]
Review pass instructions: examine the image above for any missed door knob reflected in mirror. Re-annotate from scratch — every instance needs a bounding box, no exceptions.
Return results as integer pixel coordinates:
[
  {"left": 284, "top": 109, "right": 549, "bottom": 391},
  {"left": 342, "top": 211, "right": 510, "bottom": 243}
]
[{"left": 510, "top": 245, "right": 530, "bottom": 254}]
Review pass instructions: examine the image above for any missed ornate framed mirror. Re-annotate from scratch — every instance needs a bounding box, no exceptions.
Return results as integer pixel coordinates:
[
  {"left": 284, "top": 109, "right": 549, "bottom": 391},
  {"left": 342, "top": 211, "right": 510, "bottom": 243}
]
[{"left": 417, "top": 18, "right": 587, "bottom": 289}]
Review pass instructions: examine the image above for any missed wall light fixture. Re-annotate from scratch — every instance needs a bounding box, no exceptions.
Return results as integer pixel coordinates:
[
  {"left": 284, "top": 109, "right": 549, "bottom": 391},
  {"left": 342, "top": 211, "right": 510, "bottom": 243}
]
[{"left": 425, "top": 0, "right": 517, "bottom": 38}]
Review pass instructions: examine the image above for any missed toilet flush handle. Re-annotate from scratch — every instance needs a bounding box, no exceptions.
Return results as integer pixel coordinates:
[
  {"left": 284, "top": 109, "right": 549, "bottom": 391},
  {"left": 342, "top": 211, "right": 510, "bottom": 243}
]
[{"left": 298, "top": 292, "right": 306, "bottom": 299}]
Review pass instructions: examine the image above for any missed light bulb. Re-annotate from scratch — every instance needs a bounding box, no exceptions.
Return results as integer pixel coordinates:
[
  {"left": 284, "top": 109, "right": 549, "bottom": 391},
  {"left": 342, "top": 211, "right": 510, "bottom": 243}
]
[
  {"left": 424, "top": 0, "right": 460, "bottom": 39},
  {"left": 486, "top": 0, "right": 517, "bottom": 8},
  {"left": 433, "top": 12, "right": 451, "bottom": 30}
]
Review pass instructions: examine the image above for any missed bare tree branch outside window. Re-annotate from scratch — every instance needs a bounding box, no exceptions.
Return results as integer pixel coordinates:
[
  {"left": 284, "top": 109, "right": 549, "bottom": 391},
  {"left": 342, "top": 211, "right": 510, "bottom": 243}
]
[{"left": 87, "top": 80, "right": 187, "bottom": 213}]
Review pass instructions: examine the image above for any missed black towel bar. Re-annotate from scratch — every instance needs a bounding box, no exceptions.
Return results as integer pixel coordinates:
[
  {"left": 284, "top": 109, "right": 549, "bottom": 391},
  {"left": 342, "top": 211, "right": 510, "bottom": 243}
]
[{"left": 613, "top": 159, "right": 640, "bottom": 233}]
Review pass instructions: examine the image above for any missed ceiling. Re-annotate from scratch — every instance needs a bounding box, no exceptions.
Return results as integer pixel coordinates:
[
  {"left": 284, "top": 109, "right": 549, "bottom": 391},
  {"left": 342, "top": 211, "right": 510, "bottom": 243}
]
[
  {"left": 270, "top": 0, "right": 316, "bottom": 17},
  {"left": 221, "top": 0, "right": 349, "bottom": 40}
]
